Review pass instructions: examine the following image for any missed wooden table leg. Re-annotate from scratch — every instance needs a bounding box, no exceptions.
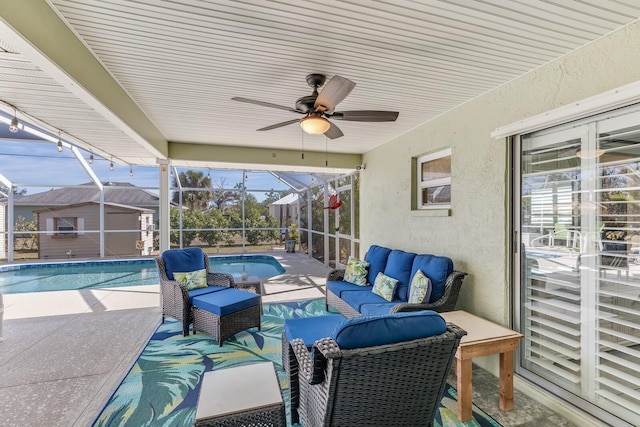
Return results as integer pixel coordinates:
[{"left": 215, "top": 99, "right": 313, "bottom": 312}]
[
  {"left": 499, "top": 350, "right": 515, "bottom": 411},
  {"left": 456, "top": 357, "right": 473, "bottom": 422}
]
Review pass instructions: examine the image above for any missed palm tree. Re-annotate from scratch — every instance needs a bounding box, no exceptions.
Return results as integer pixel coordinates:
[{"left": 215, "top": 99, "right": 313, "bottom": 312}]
[{"left": 172, "top": 170, "right": 213, "bottom": 211}]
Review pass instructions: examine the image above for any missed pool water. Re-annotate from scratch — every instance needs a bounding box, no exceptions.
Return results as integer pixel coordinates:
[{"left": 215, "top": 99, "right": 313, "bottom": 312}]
[{"left": 0, "top": 255, "right": 285, "bottom": 294}]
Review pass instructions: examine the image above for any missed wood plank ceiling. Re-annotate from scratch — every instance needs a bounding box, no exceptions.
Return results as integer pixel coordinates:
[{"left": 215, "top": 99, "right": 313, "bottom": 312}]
[{"left": 0, "top": 0, "right": 639, "bottom": 169}]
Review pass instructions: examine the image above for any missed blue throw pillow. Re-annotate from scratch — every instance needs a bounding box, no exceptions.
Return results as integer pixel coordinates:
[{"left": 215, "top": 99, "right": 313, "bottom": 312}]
[
  {"left": 331, "top": 311, "right": 447, "bottom": 350},
  {"left": 162, "top": 247, "right": 206, "bottom": 280},
  {"left": 365, "top": 245, "right": 392, "bottom": 285}
]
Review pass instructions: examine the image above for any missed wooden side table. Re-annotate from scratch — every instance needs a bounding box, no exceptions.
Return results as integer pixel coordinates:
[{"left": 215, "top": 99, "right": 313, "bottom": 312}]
[
  {"left": 194, "top": 362, "right": 285, "bottom": 426},
  {"left": 441, "top": 310, "right": 523, "bottom": 422}
]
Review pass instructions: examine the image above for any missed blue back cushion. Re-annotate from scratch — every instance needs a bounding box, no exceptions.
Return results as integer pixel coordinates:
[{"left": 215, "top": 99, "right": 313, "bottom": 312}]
[
  {"left": 331, "top": 311, "right": 447, "bottom": 350},
  {"left": 162, "top": 247, "right": 205, "bottom": 280},
  {"left": 410, "top": 254, "right": 453, "bottom": 303},
  {"left": 284, "top": 315, "right": 345, "bottom": 348},
  {"left": 383, "top": 250, "right": 417, "bottom": 301},
  {"left": 365, "top": 245, "right": 392, "bottom": 285}
]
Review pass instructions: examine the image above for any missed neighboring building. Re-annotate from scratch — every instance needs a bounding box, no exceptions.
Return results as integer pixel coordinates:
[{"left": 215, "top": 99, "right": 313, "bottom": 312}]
[
  {"left": 268, "top": 193, "right": 299, "bottom": 229},
  {"left": 35, "top": 202, "right": 154, "bottom": 259},
  {"left": 13, "top": 181, "right": 162, "bottom": 225}
]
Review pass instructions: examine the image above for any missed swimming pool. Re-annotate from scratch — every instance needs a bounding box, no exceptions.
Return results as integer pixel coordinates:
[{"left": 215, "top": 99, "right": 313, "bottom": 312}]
[{"left": 0, "top": 255, "right": 285, "bottom": 294}]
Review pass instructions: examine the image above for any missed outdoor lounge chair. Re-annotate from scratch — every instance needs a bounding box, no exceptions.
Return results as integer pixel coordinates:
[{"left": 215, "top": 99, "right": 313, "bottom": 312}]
[
  {"left": 283, "top": 311, "right": 466, "bottom": 426},
  {"left": 155, "top": 247, "right": 239, "bottom": 336}
]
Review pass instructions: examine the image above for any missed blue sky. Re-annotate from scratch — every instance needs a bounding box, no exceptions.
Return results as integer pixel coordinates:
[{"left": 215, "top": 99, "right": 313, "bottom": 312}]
[{"left": 0, "top": 139, "right": 291, "bottom": 201}]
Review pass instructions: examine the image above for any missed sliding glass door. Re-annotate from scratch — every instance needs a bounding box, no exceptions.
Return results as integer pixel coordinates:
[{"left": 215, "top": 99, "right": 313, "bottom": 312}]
[{"left": 515, "top": 106, "right": 640, "bottom": 425}]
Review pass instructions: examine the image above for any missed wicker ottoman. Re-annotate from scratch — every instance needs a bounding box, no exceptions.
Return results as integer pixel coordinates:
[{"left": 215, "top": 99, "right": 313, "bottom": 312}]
[
  {"left": 194, "top": 362, "right": 285, "bottom": 427},
  {"left": 192, "top": 288, "right": 261, "bottom": 346}
]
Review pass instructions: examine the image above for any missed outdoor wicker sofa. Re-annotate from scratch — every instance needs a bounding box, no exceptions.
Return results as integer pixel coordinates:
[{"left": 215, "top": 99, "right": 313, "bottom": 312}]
[
  {"left": 283, "top": 311, "right": 466, "bottom": 426},
  {"left": 326, "top": 244, "right": 467, "bottom": 317},
  {"left": 155, "top": 248, "right": 261, "bottom": 342}
]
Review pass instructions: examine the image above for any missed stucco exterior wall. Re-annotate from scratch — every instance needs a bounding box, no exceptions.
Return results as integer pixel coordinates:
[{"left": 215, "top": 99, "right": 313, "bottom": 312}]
[{"left": 361, "top": 21, "right": 640, "bottom": 351}]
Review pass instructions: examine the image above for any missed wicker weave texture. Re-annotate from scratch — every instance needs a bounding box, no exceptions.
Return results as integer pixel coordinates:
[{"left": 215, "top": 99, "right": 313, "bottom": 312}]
[
  {"left": 326, "top": 290, "right": 362, "bottom": 318},
  {"left": 156, "top": 253, "right": 262, "bottom": 337},
  {"left": 288, "top": 324, "right": 466, "bottom": 427},
  {"left": 193, "top": 303, "right": 261, "bottom": 346},
  {"left": 193, "top": 404, "right": 286, "bottom": 427},
  {"left": 281, "top": 334, "right": 300, "bottom": 424}
]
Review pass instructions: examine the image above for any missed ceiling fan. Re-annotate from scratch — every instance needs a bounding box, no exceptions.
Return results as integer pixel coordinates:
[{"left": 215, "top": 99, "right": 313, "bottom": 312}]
[{"left": 231, "top": 74, "right": 399, "bottom": 139}]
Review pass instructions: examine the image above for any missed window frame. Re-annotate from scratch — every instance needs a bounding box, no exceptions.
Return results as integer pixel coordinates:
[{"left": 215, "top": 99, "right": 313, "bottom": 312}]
[
  {"left": 55, "top": 217, "right": 77, "bottom": 236},
  {"left": 416, "top": 148, "right": 452, "bottom": 210}
]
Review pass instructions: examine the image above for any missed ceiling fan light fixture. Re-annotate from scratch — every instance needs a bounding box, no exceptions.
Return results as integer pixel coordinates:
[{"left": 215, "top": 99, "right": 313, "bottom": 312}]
[{"left": 300, "top": 114, "right": 330, "bottom": 135}]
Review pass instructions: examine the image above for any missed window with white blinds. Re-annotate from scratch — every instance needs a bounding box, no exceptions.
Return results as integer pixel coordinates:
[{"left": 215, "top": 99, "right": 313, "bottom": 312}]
[{"left": 517, "top": 107, "right": 640, "bottom": 425}]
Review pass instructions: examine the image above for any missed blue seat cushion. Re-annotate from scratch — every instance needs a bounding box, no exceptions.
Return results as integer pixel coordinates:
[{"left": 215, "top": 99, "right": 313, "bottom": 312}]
[
  {"left": 383, "top": 249, "right": 417, "bottom": 301},
  {"left": 326, "top": 280, "right": 372, "bottom": 297},
  {"left": 188, "top": 285, "right": 228, "bottom": 303},
  {"left": 341, "top": 289, "right": 401, "bottom": 311},
  {"left": 359, "top": 303, "right": 398, "bottom": 316},
  {"left": 284, "top": 315, "right": 344, "bottom": 348},
  {"left": 331, "top": 311, "right": 447, "bottom": 350},
  {"left": 410, "top": 254, "right": 453, "bottom": 303},
  {"left": 365, "top": 245, "right": 392, "bottom": 285},
  {"left": 191, "top": 288, "right": 260, "bottom": 316},
  {"left": 162, "top": 247, "right": 205, "bottom": 280}
]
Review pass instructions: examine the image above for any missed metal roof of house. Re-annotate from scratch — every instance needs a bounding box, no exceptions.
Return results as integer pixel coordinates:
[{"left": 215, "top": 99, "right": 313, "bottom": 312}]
[
  {"left": 269, "top": 193, "right": 299, "bottom": 206},
  {"left": 14, "top": 182, "right": 161, "bottom": 208}
]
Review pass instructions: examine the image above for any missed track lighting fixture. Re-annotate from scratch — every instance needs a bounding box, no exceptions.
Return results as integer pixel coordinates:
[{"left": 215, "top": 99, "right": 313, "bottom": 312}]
[
  {"left": 109, "top": 158, "right": 114, "bottom": 171},
  {"left": 88, "top": 153, "right": 94, "bottom": 164},
  {"left": 57, "top": 132, "right": 63, "bottom": 152},
  {"left": 9, "top": 113, "right": 19, "bottom": 133}
]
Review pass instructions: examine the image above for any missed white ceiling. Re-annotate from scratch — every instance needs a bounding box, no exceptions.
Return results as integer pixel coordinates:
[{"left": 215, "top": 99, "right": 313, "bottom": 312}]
[{"left": 0, "top": 0, "right": 639, "bottom": 170}]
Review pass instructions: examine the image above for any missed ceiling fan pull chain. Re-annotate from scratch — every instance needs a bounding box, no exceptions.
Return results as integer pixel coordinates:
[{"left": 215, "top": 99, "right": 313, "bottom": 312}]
[
  {"left": 301, "top": 128, "right": 304, "bottom": 160},
  {"left": 325, "top": 136, "right": 328, "bottom": 166}
]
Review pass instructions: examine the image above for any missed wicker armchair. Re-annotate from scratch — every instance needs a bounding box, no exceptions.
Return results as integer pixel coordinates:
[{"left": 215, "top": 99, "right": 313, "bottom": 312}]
[
  {"left": 288, "top": 322, "right": 466, "bottom": 427},
  {"left": 155, "top": 249, "right": 235, "bottom": 336},
  {"left": 326, "top": 268, "right": 467, "bottom": 317}
]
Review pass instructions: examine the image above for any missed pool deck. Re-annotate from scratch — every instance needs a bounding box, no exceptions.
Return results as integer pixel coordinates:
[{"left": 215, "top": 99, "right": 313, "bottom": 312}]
[
  {"left": 0, "top": 251, "right": 580, "bottom": 427},
  {"left": 0, "top": 251, "right": 328, "bottom": 427}
]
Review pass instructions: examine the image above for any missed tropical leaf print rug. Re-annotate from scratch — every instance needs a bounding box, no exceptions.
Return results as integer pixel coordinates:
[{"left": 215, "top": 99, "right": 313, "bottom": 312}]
[{"left": 93, "top": 299, "right": 501, "bottom": 427}]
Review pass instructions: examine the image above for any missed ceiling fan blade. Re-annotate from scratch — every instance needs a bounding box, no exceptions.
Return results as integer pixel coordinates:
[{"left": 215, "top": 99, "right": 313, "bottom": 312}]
[
  {"left": 314, "top": 75, "right": 356, "bottom": 113},
  {"left": 330, "top": 110, "right": 399, "bottom": 122},
  {"left": 257, "top": 119, "right": 300, "bottom": 131},
  {"left": 324, "top": 121, "right": 344, "bottom": 139},
  {"left": 231, "top": 97, "right": 300, "bottom": 113}
]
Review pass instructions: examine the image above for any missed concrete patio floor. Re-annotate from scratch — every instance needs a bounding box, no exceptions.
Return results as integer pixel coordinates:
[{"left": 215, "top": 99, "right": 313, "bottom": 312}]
[{"left": 0, "top": 251, "right": 582, "bottom": 426}]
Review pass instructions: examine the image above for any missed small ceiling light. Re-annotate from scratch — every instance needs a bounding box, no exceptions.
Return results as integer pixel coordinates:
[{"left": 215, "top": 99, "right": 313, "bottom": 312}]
[
  {"left": 300, "top": 113, "right": 330, "bottom": 135},
  {"left": 129, "top": 165, "right": 133, "bottom": 177},
  {"left": 57, "top": 132, "right": 63, "bottom": 152},
  {"left": 88, "top": 153, "right": 94, "bottom": 164},
  {"left": 9, "top": 113, "right": 19, "bottom": 133},
  {"left": 109, "top": 158, "right": 114, "bottom": 171}
]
